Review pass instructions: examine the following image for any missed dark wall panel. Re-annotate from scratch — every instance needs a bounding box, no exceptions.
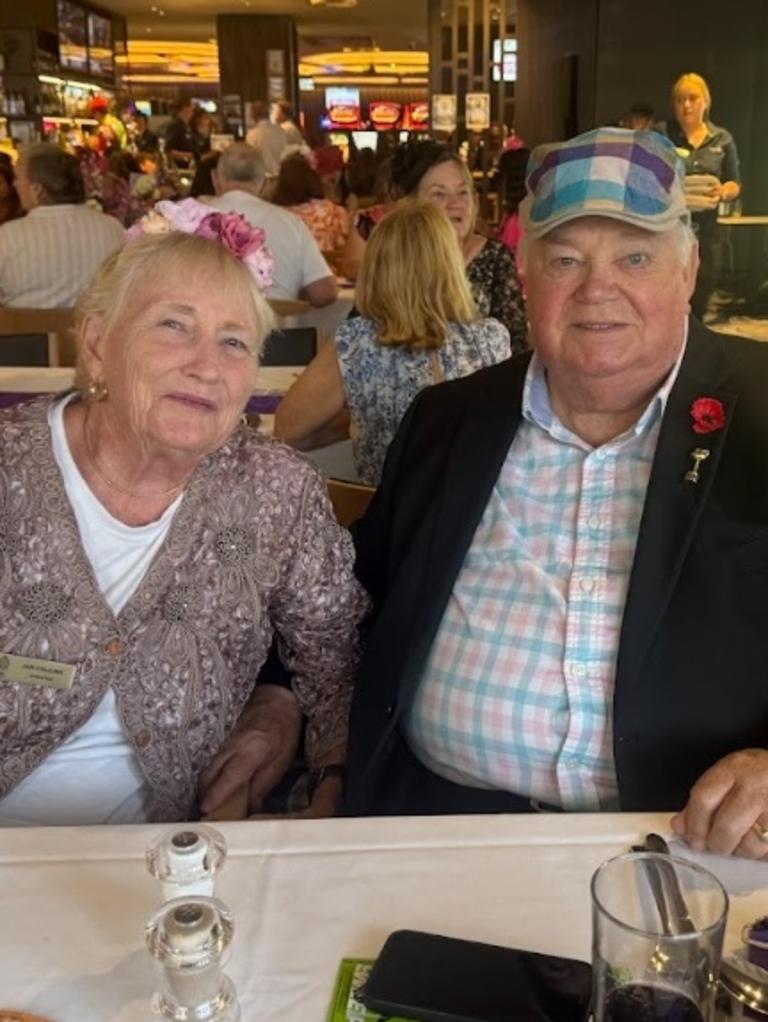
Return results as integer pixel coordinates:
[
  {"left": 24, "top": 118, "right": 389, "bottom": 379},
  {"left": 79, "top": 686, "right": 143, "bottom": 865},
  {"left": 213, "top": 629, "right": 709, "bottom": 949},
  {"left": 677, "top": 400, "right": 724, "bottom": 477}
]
[
  {"left": 515, "top": 0, "right": 598, "bottom": 147},
  {"left": 217, "top": 15, "right": 298, "bottom": 111},
  {"left": 595, "top": 0, "right": 768, "bottom": 214}
]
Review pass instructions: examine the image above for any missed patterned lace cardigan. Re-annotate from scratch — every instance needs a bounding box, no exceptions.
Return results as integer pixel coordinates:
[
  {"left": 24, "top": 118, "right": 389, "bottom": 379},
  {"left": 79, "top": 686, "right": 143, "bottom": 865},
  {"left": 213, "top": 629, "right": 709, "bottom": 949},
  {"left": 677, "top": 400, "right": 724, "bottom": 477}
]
[{"left": 0, "top": 398, "right": 369, "bottom": 821}]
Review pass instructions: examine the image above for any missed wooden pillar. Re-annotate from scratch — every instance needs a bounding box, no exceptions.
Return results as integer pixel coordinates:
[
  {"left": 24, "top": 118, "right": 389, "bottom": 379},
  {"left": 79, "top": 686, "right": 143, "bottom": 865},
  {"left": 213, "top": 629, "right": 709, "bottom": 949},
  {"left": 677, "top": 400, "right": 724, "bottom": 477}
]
[{"left": 216, "top": 14, "right": 298, "bottom": 136}]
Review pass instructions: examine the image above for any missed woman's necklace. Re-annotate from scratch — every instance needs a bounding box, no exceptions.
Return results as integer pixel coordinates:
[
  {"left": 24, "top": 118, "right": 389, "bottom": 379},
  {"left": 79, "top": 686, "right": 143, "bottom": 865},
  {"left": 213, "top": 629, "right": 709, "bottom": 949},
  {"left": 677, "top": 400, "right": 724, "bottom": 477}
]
[{"left": 82, "top": 411, "right": 190, "bottom": 500}]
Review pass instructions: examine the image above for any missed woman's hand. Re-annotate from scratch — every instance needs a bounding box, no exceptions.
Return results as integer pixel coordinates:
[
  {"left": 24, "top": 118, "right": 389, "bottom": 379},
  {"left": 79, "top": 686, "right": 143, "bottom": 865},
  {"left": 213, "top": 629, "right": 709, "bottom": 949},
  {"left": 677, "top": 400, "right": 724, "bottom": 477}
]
[
  {"left": 199, "top": 685, "right": 302, "bottom": 817},
  {"left": 670, "top": 748, "right": 768, "bottom": 858}
]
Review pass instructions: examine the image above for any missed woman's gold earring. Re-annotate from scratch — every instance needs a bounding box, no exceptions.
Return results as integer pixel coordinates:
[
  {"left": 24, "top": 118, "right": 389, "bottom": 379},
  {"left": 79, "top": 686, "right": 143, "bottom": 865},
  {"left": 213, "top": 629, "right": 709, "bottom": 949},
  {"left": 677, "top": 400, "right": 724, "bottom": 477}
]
[{"left": 85, "top": 379, "right": 109, "bottom": 402}]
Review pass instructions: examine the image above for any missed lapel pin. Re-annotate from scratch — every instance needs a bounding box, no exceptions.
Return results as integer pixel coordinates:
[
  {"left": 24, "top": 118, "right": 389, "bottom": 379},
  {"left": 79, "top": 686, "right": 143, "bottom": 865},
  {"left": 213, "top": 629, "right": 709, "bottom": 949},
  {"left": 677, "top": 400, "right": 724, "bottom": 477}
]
[{"left": 684, "top": 447, "right": 710, "bottom": 483}]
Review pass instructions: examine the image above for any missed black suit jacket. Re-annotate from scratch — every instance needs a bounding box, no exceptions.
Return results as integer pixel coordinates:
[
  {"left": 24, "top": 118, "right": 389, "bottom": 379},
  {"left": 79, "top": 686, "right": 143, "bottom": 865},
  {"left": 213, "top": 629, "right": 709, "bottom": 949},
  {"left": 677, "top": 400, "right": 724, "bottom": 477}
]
[{"left": 346, "top": 321, "right": 768, "bottom": 813}]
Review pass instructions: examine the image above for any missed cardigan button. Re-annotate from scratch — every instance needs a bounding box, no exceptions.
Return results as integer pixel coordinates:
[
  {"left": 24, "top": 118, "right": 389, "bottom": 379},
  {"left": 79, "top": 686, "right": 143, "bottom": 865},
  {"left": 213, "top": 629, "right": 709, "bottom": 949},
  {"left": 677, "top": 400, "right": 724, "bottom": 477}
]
[
  {"left": 133, "top": 730, "right": 151, "bottom": 749},
  {"left": 385, "top": 701, "right": 395, "bottom": 717},
  {"left": 104, "top": 638, "right": 125, "bottom": 657}
]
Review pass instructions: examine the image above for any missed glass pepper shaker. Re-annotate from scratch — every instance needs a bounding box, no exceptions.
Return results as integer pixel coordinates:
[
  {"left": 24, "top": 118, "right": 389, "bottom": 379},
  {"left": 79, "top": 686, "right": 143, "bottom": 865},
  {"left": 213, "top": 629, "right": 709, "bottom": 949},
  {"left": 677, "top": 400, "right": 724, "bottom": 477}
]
[
  {"left": 146, "top": 896, "right": 239, "bottom": 1021},
  {"left": 146, "top": 825, "right": 227, "bottom": 902}
]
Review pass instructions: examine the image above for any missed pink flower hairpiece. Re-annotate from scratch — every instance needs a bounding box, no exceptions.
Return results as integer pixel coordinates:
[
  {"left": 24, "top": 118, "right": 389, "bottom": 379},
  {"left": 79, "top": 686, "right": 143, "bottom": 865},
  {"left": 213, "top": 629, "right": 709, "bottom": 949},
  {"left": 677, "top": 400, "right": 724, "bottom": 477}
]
[{"left": 126, "top": 198, "right": 273, "bottom": 291}]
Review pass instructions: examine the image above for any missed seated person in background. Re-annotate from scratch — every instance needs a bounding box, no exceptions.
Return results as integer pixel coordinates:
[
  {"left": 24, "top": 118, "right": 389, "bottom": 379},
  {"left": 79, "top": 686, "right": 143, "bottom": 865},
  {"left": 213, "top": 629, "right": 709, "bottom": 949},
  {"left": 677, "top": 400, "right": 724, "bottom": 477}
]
[
  {"left": 0, "top": 143, "right": 125, "bottom": 309},
  {"left": 274, "top": 202, "right": 509, "bottom": 485},
  {"left": 0, "top": 219, "right": 368, "bottom": 826},
  {"left": 346, "top": 128, "right": 768, "bottom": 861},
  {"left": 245, "top": 100, "right": 288, "bottom": 179},
  {"left": 209, "top": 142, "right": 338, "bottom": 307},
  {"left": 272, "top": 100, "right": 304, "bottom": 148},
  {"left": 345, "top": 147, "right": 379, "bottom": 213},
  {"left": 0, "top": 155, "right": 23, "bottom": 227},
  {"left": 272, "top": 152, "right": 349, "bottom": 260}
]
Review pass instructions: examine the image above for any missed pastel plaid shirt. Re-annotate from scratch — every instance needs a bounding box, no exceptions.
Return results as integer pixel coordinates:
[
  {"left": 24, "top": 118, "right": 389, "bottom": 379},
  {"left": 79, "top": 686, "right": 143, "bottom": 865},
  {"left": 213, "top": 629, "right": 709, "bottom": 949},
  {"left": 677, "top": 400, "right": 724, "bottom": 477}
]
[{"left": 406, "top": 342, "right": 685, "bottom": 810}]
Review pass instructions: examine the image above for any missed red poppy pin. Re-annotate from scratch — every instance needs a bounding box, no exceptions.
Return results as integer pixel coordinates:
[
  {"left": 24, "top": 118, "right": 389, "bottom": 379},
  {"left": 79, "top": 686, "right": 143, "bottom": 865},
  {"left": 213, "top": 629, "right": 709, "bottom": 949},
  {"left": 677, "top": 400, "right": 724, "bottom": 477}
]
[{"left": 690, "top": 397, "right": 725, "bottom": 435}]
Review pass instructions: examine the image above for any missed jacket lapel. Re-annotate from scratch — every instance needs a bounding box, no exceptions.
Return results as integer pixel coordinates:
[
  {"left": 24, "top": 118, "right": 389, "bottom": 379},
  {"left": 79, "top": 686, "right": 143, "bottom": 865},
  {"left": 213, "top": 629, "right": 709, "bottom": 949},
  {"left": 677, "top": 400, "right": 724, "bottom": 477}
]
[{"left": 616, "top": 323, "right": 737, "bottom": 690}]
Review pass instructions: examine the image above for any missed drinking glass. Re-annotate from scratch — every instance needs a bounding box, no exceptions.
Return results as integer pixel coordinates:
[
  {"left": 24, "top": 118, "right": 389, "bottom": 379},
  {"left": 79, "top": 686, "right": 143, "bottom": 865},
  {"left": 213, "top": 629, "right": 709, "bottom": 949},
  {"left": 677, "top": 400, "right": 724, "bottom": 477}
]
[{"left": 591, "top": 852, "right": 728, "bottom": 1022}]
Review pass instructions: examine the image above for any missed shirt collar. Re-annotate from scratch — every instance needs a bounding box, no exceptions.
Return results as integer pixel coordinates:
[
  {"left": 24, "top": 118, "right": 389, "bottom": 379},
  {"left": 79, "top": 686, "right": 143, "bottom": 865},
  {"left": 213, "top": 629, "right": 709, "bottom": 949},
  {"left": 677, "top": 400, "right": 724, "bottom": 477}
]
[{"left": 522, "top": 319, "right": 689, "bottom": 450}]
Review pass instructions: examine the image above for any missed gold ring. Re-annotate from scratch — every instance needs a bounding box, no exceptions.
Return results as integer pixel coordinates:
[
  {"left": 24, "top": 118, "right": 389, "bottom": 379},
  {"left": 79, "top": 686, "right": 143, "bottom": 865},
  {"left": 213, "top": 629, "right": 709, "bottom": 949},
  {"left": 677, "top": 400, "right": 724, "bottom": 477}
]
[{"left": 752, "top": 822, "right": 768, "bottom": 843}]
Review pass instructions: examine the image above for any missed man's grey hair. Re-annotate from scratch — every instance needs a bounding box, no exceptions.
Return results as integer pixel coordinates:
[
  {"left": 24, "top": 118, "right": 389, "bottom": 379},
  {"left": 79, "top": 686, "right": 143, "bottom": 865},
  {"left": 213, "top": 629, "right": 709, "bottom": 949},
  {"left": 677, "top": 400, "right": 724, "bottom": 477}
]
[
  {"left": 216, "top": 142, "right": 265, "bottom": 187},
  {"left": 517, "top": 219, "right": 697, "bottom": 272}
]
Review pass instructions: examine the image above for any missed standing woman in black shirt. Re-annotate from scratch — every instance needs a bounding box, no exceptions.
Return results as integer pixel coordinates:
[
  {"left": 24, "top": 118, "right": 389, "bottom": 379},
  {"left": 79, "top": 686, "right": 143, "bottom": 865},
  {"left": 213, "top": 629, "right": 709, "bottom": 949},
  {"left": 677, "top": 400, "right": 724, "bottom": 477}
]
[{"left": 663, "top": 72, "right": 741, "bottom": 319}]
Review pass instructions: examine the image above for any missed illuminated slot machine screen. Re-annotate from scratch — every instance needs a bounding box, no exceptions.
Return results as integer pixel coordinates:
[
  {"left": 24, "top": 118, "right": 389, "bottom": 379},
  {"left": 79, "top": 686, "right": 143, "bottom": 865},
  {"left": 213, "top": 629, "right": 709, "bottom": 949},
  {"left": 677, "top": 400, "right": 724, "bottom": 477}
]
[
  {"left": 325, "top": 87, "right": 361, "bottom": 130},
  {"left": 351, "top": 130, "right": 378, "bottom": 152},
  {"left": 369, "top": 101, "right": 401, "bottom": 132},
  {"left": 57, "top": 0, "right": 88, "bottom": 73},
  {"left": 87, "top": 11, "right": 113, "bottom": 76},
  {"left": 403, "top": 101, "right": 429, "bottom": 132}
]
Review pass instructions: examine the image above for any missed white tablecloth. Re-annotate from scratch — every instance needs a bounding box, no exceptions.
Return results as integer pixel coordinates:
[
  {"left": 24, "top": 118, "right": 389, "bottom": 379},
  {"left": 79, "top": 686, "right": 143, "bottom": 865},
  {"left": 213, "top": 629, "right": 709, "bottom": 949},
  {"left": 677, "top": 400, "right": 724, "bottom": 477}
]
[{"left": 1, "top": 813, "right": 766, "bottom": 1020}]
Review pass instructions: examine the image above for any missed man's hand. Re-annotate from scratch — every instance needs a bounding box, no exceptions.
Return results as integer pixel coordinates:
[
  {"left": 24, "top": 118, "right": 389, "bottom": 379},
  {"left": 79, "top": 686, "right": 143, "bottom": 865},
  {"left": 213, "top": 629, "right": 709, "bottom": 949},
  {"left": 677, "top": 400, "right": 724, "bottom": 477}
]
[
  {"left": 199, "top": 685, "right": 302, "bottom": 817},
  {"left": 670, "top": 748, "right": 768, "bottom": 858}
]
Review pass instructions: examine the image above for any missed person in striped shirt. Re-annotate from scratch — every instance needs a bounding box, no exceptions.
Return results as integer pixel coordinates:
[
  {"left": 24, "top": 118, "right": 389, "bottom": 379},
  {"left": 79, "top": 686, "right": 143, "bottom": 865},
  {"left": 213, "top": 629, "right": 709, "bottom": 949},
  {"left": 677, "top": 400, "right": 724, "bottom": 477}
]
[
  {"left": 347, "top": 128, "right": 768, "bottom": 860},
  {"left": 0, "top": 143, "right": 124, "bottom": 309}
]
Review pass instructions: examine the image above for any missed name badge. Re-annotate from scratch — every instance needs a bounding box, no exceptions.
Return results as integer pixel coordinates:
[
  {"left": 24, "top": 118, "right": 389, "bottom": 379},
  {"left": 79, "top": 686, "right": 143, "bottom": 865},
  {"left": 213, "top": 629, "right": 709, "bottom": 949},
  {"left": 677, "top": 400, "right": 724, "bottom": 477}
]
[{"left": 0, "top": 653, "right": 76, "bottom": 690}]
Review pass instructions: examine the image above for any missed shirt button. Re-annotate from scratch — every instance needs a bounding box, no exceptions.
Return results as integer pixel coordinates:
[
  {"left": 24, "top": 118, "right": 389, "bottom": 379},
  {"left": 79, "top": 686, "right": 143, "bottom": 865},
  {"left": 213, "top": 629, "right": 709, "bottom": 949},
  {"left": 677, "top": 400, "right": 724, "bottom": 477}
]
[
  {"left": 571, "top": 662, "right": 587, "bottom": 678},
  {"left": 587, "top": 516, "right": 602, "bottom": 530},
  {"left": 104, "top": 638, "right": 125, "bottom": 657},
  {"left": 595, "top": 449, "right": 607, "bottom": 461},
  {"left": 579, "top": 577, "right": 595, "bottom": 593},
  {"left": 133, "top": 730, "right": 151, "bottom": 749},
  {"left": 566, "top": 754, "right": 582, "bottom": 770}
]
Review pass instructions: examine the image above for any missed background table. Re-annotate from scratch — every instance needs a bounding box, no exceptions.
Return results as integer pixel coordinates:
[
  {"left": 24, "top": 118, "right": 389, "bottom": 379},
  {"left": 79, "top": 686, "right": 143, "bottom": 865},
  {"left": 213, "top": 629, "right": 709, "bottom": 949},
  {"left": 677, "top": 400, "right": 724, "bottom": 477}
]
[{"left": 1, "top": 813, "right": 766, "bottom": 1021}]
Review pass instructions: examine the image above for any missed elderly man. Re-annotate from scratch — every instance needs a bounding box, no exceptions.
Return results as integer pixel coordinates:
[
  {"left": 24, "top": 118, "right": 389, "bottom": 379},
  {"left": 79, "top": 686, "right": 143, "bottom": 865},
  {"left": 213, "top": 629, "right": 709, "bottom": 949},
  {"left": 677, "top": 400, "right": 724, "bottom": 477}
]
[
  {"left": 208, "top": 142, "right": 337, "bottom": 307},
  {"left": 346, "top": 127, "right": 768, "bottom": 859},
  {"left": 0, "top": 144, "right": 124, "bottom": 308}
]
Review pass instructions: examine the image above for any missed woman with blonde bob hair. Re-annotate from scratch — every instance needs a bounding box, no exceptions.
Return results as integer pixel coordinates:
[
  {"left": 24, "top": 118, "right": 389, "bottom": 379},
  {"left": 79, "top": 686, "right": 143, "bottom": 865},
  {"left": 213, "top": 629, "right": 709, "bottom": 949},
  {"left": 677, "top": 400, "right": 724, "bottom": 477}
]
[
  {"left": 275, "top": 202, "right": 510, "bottom": 486},
  {"left": 0, "top": 228, "right": 368, "bottom": 827}
]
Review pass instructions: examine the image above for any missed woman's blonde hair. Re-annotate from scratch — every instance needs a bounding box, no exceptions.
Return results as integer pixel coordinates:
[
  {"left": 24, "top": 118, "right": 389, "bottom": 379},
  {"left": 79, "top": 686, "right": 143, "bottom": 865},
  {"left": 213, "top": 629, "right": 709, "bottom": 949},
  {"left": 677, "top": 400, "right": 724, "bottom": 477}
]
[
  {"left": 356, "top": 201, "right": 477, "bottom": 349},
  {"left": 74, "top": 231, "right": 275, "bottom": 385},
  {"left": 672, "top": 72, "right": 711, "bottom": 117}
]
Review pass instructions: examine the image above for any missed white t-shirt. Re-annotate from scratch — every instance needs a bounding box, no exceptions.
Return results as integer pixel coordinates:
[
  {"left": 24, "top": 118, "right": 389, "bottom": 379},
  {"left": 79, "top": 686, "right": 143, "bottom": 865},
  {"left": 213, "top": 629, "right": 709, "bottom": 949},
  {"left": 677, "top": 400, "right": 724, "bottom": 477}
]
[
  {"left": 0, "top": 396, "right": 182, "bottom": 826},
  {"left": 245, "top": 119, "right": 288, "bottom": 176},
  {"left": 206, "top": 189, "right": 332, "bottom": 301}
]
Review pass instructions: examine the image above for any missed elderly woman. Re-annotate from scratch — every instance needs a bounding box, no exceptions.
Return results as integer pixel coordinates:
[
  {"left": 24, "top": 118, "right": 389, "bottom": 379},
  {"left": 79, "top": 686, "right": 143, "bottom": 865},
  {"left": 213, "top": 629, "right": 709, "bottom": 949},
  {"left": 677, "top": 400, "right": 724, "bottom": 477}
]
[
  {"left": 0, "top": 228, "right": 368, "bottom": 826},
  {"left": 275, "top": 202, "right": 510, "bottom": 486}
]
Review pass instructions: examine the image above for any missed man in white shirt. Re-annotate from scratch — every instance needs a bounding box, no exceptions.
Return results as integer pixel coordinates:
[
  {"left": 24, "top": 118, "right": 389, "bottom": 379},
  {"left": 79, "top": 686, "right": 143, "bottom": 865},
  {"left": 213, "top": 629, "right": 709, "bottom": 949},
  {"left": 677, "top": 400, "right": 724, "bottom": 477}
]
[
  {"left": 209, "top": 142, "right": 337, "bottom": 306},
  {"left": 0, "top": 143, "right": 125, "bottom": 309},
  {"left": 272, "top": 100, "right": 304, "bottom": 148},
  {"left": 245, "top": 100, "right": 288, "bottom": 178}
]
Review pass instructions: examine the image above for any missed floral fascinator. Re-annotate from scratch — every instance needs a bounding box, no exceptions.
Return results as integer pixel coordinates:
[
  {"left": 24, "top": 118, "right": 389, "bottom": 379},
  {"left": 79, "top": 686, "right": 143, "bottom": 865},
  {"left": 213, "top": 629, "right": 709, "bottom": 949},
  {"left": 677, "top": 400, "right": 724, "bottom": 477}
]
[{"left": 127, "top": 198, "right": 273, "bottom": 291}]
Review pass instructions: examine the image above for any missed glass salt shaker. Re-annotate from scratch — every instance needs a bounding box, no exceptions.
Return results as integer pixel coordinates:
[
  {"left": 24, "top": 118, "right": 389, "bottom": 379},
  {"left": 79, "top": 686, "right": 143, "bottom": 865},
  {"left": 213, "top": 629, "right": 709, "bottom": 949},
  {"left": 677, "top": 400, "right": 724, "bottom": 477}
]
[
  {"left": 146, "top": 825, "right": 227, "bottom": 903},
  {"left": 146, "top": 896, "right": 239, "bottom": 1022}
]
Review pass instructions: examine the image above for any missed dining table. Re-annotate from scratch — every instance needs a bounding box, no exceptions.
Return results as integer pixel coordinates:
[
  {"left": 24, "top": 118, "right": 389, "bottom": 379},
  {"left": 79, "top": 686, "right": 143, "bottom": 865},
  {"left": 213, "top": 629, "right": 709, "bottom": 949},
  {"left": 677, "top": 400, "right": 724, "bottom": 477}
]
[{"left": 1, "top": 812, "right": 766, "bottom": 1021}]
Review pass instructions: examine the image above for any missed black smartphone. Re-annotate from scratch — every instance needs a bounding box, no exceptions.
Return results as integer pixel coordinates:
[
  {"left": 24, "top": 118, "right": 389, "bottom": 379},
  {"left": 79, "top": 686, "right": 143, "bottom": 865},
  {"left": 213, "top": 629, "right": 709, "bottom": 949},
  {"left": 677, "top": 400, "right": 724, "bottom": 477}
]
[{"left": 361, "top": 929, "right": 592, "bottom": 1022}]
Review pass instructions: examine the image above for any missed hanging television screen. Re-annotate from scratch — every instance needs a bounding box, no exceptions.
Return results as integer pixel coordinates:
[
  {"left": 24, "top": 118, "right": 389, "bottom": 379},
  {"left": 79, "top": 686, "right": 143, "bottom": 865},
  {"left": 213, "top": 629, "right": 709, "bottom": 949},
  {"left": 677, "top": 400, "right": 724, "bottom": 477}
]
[
  {"left": 57, "top": 0, "right": 88, "bottom": 73},
  {"left": 88, "top": 12, "right": 114, "bottom": 77}
]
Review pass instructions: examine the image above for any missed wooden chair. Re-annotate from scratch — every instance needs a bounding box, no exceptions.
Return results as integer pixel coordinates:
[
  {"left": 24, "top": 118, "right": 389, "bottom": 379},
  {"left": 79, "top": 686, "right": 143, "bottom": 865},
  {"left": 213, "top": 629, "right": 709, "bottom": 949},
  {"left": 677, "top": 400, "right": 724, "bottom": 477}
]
[
  {"left": 327, "top": 478, "right": 376, "bottom": 527},
  {"left": 267, "top": 298, "right": 311, "bottom": 319},
  {"left": 0, "top": 307, "right": 76, "bottom": 367}
]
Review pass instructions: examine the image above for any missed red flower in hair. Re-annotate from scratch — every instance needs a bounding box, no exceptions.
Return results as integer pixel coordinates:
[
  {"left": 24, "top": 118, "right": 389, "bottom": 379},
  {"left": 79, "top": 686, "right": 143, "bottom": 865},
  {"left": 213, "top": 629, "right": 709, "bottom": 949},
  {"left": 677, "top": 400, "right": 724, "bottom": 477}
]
[{"left": 690, "top": 397, "right": 725, "bottom": 435}]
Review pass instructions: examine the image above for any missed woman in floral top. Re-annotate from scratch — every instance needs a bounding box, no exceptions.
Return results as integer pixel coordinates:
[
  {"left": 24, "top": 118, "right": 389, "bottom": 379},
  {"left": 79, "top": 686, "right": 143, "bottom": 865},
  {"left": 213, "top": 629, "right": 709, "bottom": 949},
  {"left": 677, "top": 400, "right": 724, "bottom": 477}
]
[
  {"left": 390, "top": 140, "right": 526, "bottom": 353},
  {"left": 275, "top": 202, "right": 510, "bottom": 486},
  {"left": 272, "top": 153, "right": 349, "bottom": 258}
]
